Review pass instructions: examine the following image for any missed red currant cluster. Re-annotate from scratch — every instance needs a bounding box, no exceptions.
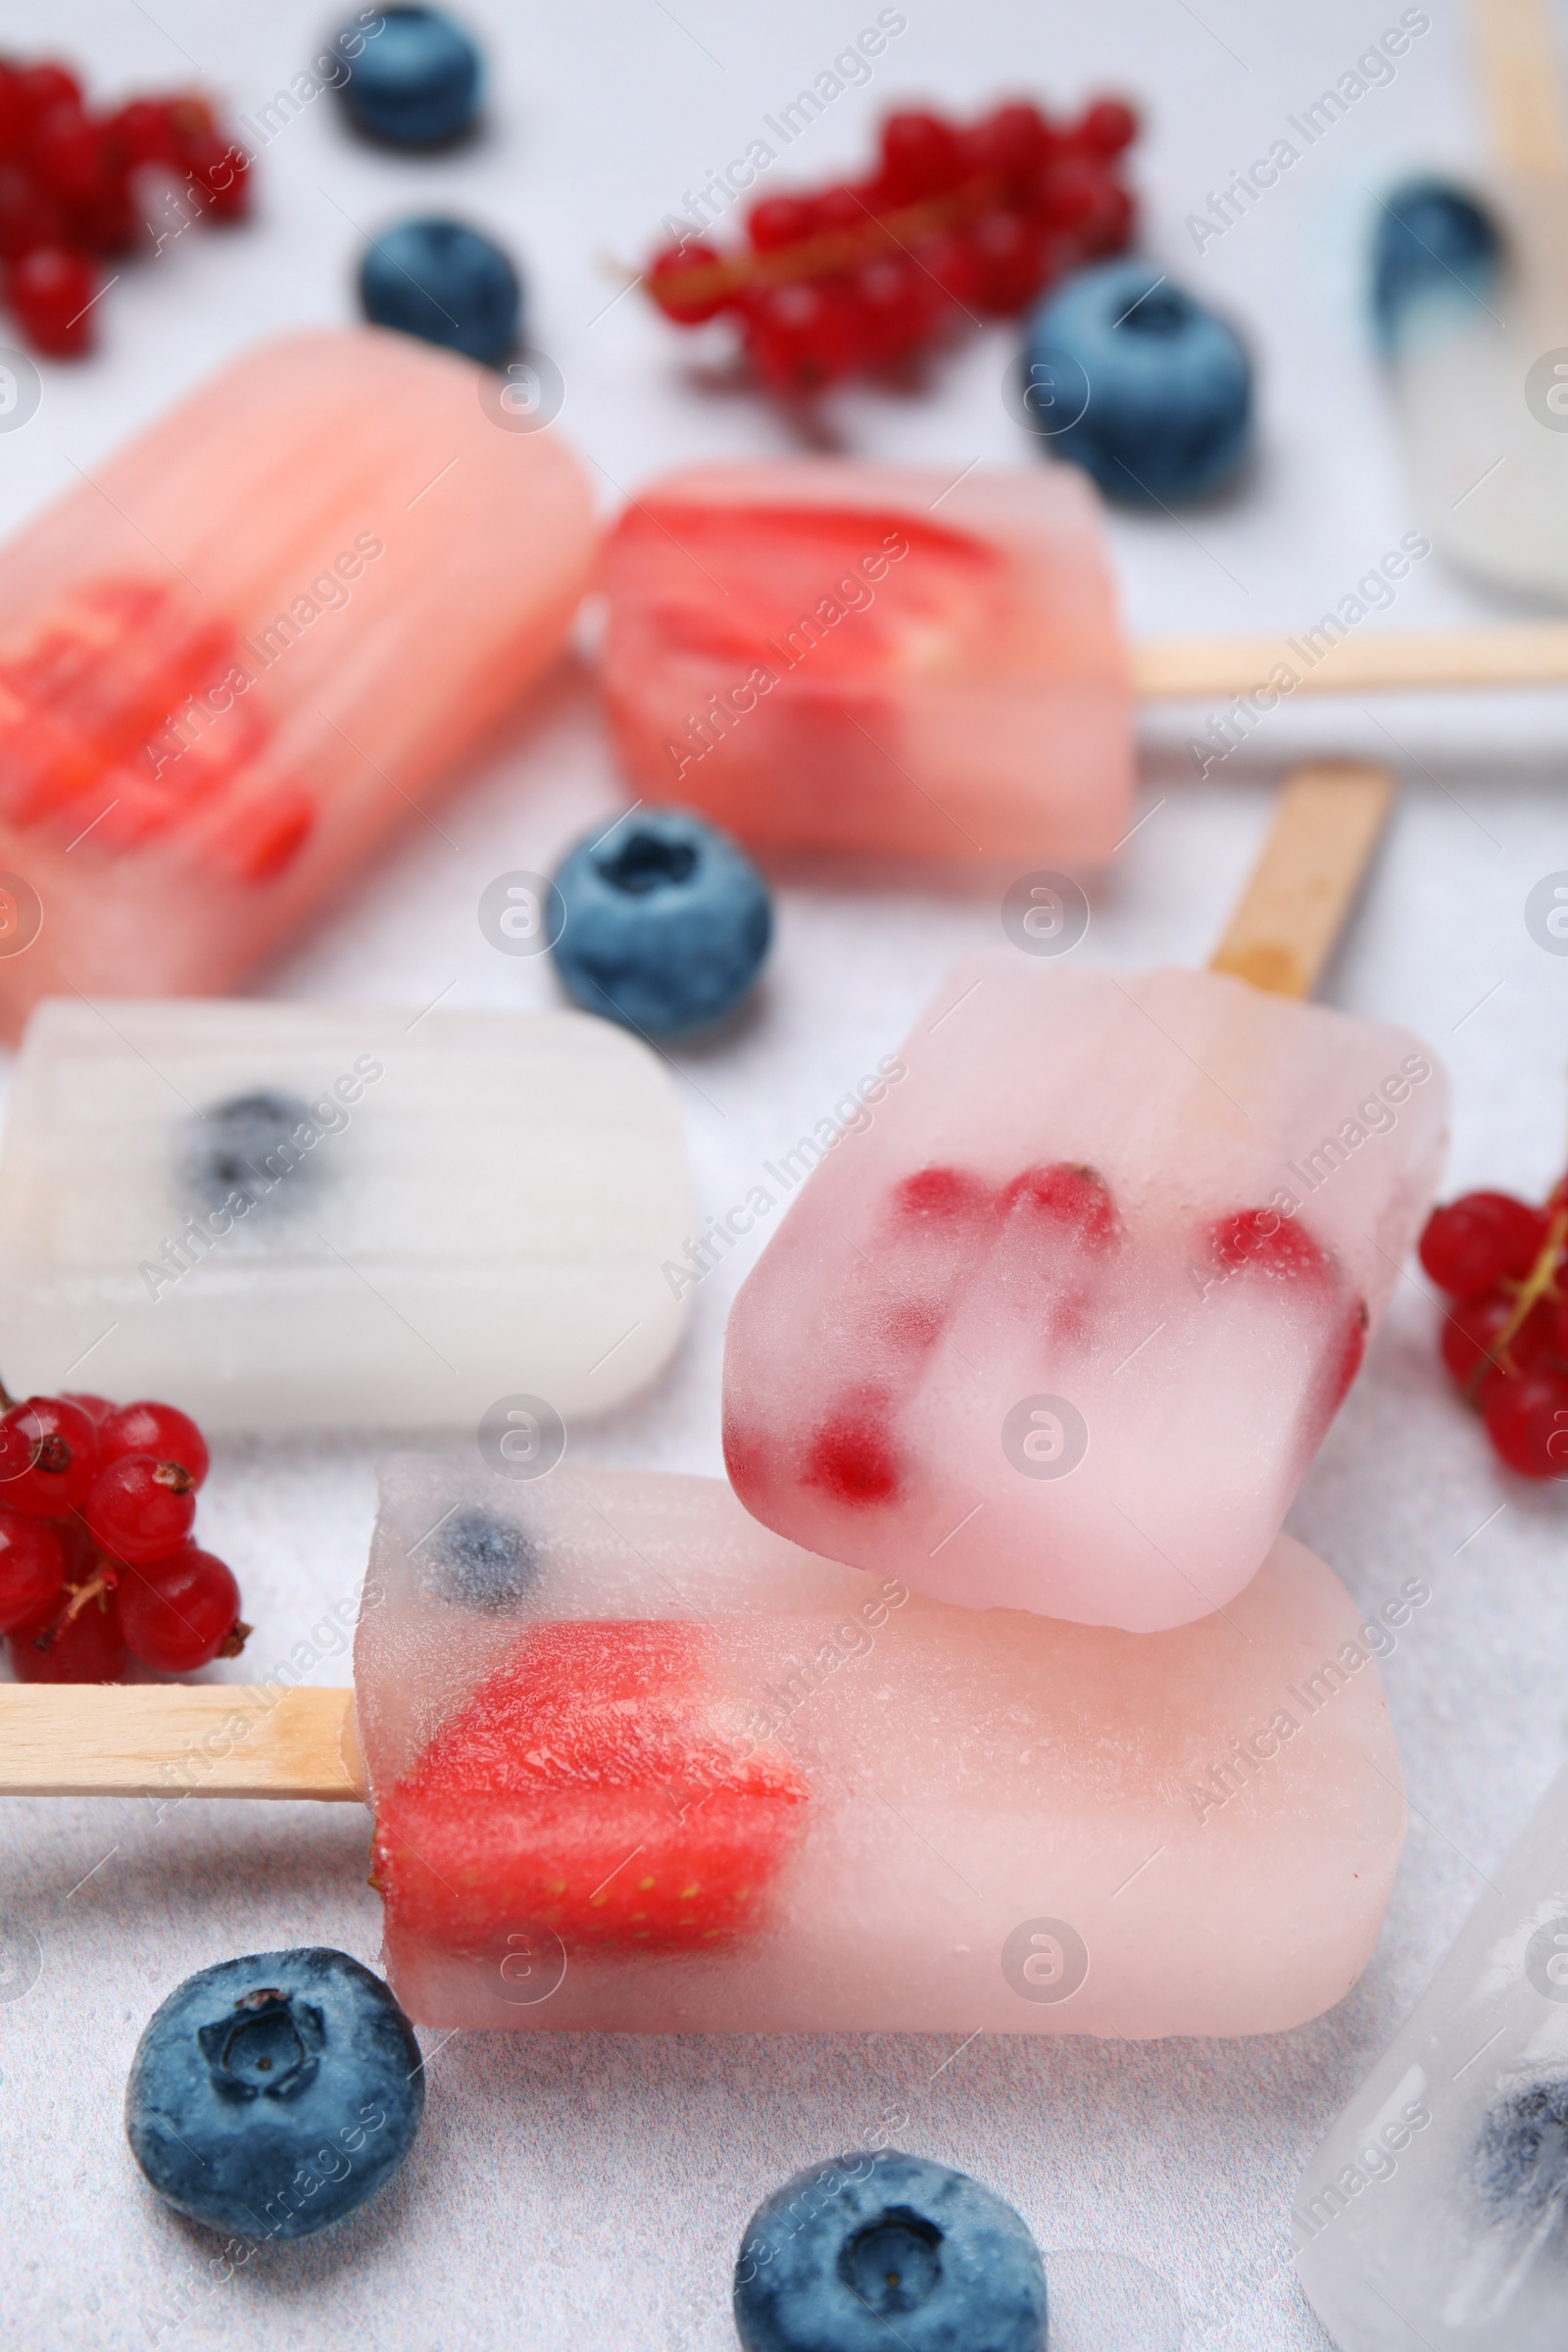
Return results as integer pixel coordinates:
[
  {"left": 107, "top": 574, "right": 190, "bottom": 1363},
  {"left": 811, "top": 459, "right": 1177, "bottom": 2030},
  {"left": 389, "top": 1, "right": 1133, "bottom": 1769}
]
[
  {"left": 1420, "top": 1186, "right": 1568, "bottom": 1478},
  {"left": 0, "top": 54, "right": 249, "bottom": 357},
  {"left": 0, "top": 1388, "right": 246, "bottom": 1682},
  {"left": 645, "top": 97, "right": 1138, "bottom": 395}
]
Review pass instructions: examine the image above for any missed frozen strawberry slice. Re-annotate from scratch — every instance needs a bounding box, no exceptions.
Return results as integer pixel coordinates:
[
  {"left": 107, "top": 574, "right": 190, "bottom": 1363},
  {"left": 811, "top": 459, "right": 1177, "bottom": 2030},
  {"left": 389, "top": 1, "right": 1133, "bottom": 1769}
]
[{"left": 372, "top": 1621, "right": 808, "bottom": 1956}]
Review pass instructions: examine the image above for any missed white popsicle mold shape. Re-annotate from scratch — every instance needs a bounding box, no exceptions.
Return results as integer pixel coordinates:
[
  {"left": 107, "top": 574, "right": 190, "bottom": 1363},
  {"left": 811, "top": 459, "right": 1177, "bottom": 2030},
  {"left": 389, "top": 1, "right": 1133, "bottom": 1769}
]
[{"left": 0, "top": 1000, "right": 693, "bottom": 1430}]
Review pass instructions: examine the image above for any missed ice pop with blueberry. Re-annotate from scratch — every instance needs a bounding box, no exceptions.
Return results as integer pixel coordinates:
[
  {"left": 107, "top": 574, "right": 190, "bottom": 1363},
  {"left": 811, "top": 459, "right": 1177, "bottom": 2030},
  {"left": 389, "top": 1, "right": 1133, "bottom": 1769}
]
[
  {"left": 722, "top": 763, "right": 1449, "bottom": 1630},
  {"left": 0, "top": 327, "right": 593, "bottom": 1035},
  {"left": 0, "top": 1461, "right": 1406, "bottom": 2039},
  {"left": 0, "top": 1000, "right": 693, "bottom": 1430}
]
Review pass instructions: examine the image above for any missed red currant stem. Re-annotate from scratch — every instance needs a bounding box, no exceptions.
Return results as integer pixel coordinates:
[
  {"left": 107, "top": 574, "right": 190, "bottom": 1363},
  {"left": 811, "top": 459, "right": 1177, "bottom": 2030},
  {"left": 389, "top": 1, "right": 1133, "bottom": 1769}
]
[
  {"left": 645, "top": 174, "right": 1017, "bottom": 310},
  {"left": 62, "top": 1570, "right": 114, "bottom": 1624},
  {"left": 1462, "top": 1205, "right": 1568, "bottom": 1401},
  {"left": 218, "top": 1619, "right": 252, "bottom": 1660}
]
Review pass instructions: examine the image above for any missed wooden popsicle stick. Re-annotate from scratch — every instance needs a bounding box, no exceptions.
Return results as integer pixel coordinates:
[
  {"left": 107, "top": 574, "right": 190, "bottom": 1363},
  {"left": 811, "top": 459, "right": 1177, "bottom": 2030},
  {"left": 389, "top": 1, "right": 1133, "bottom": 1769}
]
[
  {"left": 0, "top": 1684, "right": 362, "bottom": 1801},
  {"left": 1471, "top": 0, "right": 1568, "bottom": 182},
  {"left": 1130, "top": 621, "right": 1568, "bottom": 703},
  {"left": 1208, "top": 761, "right": 1396, "bottom": 1001}
]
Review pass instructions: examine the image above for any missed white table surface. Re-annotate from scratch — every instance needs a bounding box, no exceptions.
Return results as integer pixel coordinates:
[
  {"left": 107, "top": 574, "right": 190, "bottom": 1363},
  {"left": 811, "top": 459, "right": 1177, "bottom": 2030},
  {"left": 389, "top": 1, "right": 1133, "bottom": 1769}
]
[{"left": 2, "top": 1, "right": 1566, "bottom": 2345}]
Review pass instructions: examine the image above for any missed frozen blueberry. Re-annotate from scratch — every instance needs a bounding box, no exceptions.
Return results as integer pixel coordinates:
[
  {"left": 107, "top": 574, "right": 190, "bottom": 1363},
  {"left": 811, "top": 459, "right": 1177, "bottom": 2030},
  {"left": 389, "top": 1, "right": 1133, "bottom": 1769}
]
[
  {"left": 425, "top": 1505, "right": 536, "bottom": 1610},
  {"left": 1371, "top": 176, "right": 1501, "bottom": 347},
  {"left": 359, "top": 217, "right": 520, "bottom": 367},
  {"left": 1475, "top": 2076, "right": 1568, "bottom": 2223},
  {"left": 337, "top": 5, "right": 482, "bottom": 147},
  {"left": 125, "top": 1948, "right": 423, "bottom": 2240},
  {"left": 1024, "top": 259, "right": 1252, "bottom": 505},
  {"left": 733, "top": 2148, "right": 1047, "bottom": 2352},
  {"left": 188, "top": 1091, "right": 316, "bottom": 1218},
  {"left": 551, "top": 808, "right": 772, "bottom": 1038}
]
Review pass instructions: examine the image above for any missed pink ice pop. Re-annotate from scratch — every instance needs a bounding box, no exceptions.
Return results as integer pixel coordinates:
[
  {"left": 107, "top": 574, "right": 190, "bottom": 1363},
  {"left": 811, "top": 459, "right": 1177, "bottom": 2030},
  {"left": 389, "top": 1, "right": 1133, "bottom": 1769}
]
[
  {"left": 598, "top": 459, "right": 1130, "bottom": 863},
  {"left": 722, "top": 957, "right": 1447, "bottom": 1632},
  {"left": 0, "top": 328, "right": 593, "bottom": 1036},
  {"left": 357, "top": 1459, "right": 1405, "bottom": 2036}
]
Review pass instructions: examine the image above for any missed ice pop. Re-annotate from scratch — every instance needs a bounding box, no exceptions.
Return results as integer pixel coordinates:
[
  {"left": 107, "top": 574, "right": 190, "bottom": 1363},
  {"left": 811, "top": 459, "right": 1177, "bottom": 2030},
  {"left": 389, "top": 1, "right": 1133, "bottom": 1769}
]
[
  {"left": 0, "top": 1000, "right": 693, "bottom": 1430},
  {"left": 0, "top": 328, "right": 593, "bottom": 1038},
  {"left": 1295, "top": 1759, "right": 1568, "bottom": 2351},
  {"left": 1370, "top": 0, "right": 1568, "bottom": 602},
  {"left": 601, "top": 457, "right": 1568, "bottom": 863},
  {"left": 0, "top": 1463, "right": 1407, "bottom": 2040},
  {"left": 722, "top": 764, "right": 1449, "bottom": 1630}
]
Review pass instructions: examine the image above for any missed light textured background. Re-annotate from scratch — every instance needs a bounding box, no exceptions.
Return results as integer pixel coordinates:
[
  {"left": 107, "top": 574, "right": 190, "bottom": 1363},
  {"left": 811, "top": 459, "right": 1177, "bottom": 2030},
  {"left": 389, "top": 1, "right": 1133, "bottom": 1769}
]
[{"left": 0, "top": 1, "right": 1565, "bottom": 2345}]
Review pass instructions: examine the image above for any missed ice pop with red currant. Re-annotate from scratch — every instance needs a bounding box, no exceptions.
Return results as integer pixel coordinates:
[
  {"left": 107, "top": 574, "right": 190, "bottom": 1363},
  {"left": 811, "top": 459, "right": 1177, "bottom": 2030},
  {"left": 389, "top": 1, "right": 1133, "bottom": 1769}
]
[
  {"left": 722, "top": 763, "right": 1449, "bottom": 1630},
  {"left": 0, "top": 1461, "right": 1406, "bottom": 2038},
  {"left": 0, "top": 326, "right": 593, "bottom": 1037}
]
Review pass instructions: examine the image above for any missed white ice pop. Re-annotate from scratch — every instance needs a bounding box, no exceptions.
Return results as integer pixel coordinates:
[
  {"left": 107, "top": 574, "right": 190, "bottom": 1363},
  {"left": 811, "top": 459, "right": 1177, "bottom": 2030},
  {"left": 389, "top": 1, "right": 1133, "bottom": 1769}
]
[
  {"left": 0, "top": 1001, "right": 693, "bottom": 1430},
  {"left": 356, "top": 1459, "right": 1406, "bottom": 2037},
  {"left": 722, "top": 955, "right": 1446, "bottom": 1632},
  {"left": 1296, "top": 1760, "right": 1568, "bottom": 2351}
]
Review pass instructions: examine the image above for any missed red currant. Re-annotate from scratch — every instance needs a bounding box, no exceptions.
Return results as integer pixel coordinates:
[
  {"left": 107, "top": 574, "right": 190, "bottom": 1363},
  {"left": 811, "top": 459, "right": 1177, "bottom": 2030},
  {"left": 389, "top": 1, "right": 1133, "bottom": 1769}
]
[
  {"left": 879, "top": 110, "right": 965, "bottom": 202},
  {"left": 814, "top": 183, "right": 874, "bottom": 232},
  {"left": 5, "top": 244, "right": 98, "bottom": 356},
  {"left": 181, "top": 132, "right": 249, "bottom": 223},
  {"left": 10, "top": 1576, "right": 127, "bottom": 1684},
  {"left": 962, "top": 102, "right": 1054, "bottom": 189},
  {"left": 914, "top": 226, "right": 981, "bottom": 307},
  {"left": 102, "top": 97, "right": 180, "bottom": 169},
  {"left": 969, "top": 210, "right": 1048, "bottom": 314},
  {"left": 854, "top": 255, "right": 940, "bottom": 365},
  {"left": 648, "top": 235, "right": 730, "bottom": 322},
  {"left": 0, "top": 1508, "right": 64, "bottom": 1631},
  {"left": 743, "top": 277, "right": 862, "bottom": 393},
  {"left": 1075, "top": 178, "right": 1137, "bottom": 258},
  {"left": 1000, "top": 1162, "right": 1119, "bottom": 1250},
  {"left": 27, "top": 101, "right": 112, "bottom": 208},
  {"left": 0, "top": 1396, "right": 99, "bottom": 1513},
  {"left": 15, "top": 63, "right": 82, "bottom": 119},
  {"left": 84, "top": 1452, "right": 196, "bottom": 1564},
  {"left": 1419, "top": 1191, "right": 1548, "bottom": 1298},
  {"left": 1076, "top": 97, "right": 1140, "bottom": 155},
  {"left": 60, "top": 1391, "right": 115, "bottom": 1425},
  {"left": 1443, "top": 1291, "right": 1553, "bottom": 1388},
  {"left": 118, "top": 1546, "right": 245, "bottom": 1673},
  {"left": 0, "top": 168, "right": 65, "bottom": 263},
  {"left": 97, "top": 1399, "right": 209, "bottom": 1489},
  {"left": 1209, "top": 1207, "right": 1330, "bottom": 1284},
  {"left": 748, "top": 194, "right": 817, "bottom": 249},
  {"left": 1484, "top": 1368, "right": 1568, "bottom": 1478}
]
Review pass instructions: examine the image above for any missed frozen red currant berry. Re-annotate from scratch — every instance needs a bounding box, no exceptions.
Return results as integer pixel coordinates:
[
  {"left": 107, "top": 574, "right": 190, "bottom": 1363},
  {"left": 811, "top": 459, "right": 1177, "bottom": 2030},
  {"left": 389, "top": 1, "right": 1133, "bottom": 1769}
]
[
  {"left": 0, "top": 1508, "right": 65, "bottom": 1632},
  {"left": 1419, "top": 1191, "right": 1548, "bottom": 1298},
  {"left": 1209, "top": 1207, "right": 1330, "bottom": 1283},
  {"left": 0, "top": 1395, "right": 99, "bottom": 1514},
  {"left": 1484, "top": 1368, "right": 1568, "bottom": 1478},
  {"left": 1000, "top": 1162, "right": 1119, "bottom": 1250},
  {"left": 890, "top": 1165, "right": 997, "bottom": 1224},
  {"left": 805, "top": 1394, "right": 900, "bottom": 1506},
  {"left": 119, "top": 1548, "right": 246, "bottom": 1674},
  {"left": 85, "top": 1453, "right": 197, "bottom": 1564},
  {"left": 98, "top": 1400, "right": 210, "bottom": 1489}
]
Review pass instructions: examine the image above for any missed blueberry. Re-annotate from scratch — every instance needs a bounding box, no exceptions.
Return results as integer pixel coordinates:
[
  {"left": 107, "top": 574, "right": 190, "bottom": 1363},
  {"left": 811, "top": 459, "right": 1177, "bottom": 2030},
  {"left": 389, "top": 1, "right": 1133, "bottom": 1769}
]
[
  {"left": 734, "top": 2148, "right": 1047, "bottom": 2352},
  {"left": 337, "top": 5, "right": 482, "bottom": 147},
  {"left": 423, "top": 1504, "right": 536, "bottom": 1609},
  {"left": 188, "top": 1092, "right": 316, "bottom": 1219},
  {"left": 1023, "top": 259, "right": 1252, "bottom": 505},
  {"left": 551, "top": 808, "right": 772, "bottom": 1038},
  {"left": 1474, "top": 2076, "right": 1568, "bottom": 2223},
  {"left": 1370, "top": 176, "right": 1501, "bottom": 347},
  {"left": 125, "top": 1948, "right": 423, "bottom": 2240},
  {"left": 359, "top": 218, "right": 520, "bottom": 368}
]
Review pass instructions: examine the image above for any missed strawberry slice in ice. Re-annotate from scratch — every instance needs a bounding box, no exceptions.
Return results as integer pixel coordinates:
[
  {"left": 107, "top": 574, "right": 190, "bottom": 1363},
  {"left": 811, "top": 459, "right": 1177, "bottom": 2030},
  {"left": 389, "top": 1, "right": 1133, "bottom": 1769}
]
[{"left": 371, "top": 1620, "right": 808, "bottom": 1958}]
